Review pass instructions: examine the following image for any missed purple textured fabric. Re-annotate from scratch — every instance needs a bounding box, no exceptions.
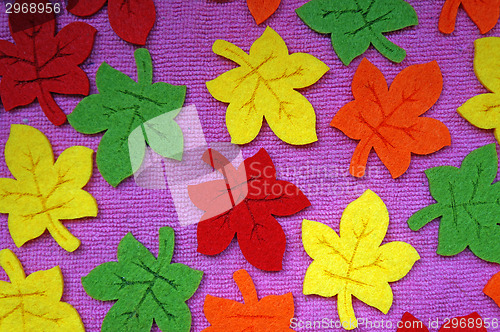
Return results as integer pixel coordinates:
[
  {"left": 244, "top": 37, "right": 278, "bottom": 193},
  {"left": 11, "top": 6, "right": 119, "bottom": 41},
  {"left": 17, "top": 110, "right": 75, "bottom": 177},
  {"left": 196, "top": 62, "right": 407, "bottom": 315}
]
[{"left": 0, "top": 1, "right": 499, "bottom": 331}]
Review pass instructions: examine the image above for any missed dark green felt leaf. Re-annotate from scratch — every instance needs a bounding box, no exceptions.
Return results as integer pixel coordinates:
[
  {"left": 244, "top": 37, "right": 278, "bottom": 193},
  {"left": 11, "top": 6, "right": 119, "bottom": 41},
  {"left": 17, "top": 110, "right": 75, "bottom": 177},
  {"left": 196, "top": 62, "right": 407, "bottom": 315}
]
[
  {"left": 296, "top": 0, "right": 418, "bottom": 65},
  {"left": 82, "top": 227, "right": 203, "bottom": 332},
  {"left": 68, "top": 48, "right": 186, "bottom": 187},
  {"left": 408, "top": 144, "right": 500, "bottom": 263}
]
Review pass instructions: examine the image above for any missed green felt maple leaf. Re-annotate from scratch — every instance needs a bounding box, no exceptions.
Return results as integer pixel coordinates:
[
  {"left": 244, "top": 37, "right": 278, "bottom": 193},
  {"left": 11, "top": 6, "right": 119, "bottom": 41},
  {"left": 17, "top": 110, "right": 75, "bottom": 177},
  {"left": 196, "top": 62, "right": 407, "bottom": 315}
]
[
  {"left": 81, "top": 227, "right": 203, "bottom": 332},
  {"left": 296, "top": 0, "right": 418, "bottom": 65},
  {"left": 408, "top": 144, "right": 500, "bottom": 263},
  {"left": 68, "top": 48, "right": 186, "bottom": 187}
]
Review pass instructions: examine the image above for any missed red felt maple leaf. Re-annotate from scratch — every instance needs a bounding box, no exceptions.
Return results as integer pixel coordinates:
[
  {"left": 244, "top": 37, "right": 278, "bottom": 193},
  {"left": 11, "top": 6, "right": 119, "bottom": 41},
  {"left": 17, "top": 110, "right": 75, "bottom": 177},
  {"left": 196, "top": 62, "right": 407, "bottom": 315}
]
[
  {"left": 188, "top": 148, "right": 310, "bottom": 271},
  {"left": 439, "top": 0, "right": 500, "bottom": 34},
  {"left": 67, "top": 0, "right": 156, "bottom": 45},
  {"left": 331, "top": 58, "right": 450, "bottom": 179},
  {"left": 397, "top": 312, "right": 487, "bottom": 331},
  {"left": 0, "top": 0, "right": 96, "bottom": 126}
]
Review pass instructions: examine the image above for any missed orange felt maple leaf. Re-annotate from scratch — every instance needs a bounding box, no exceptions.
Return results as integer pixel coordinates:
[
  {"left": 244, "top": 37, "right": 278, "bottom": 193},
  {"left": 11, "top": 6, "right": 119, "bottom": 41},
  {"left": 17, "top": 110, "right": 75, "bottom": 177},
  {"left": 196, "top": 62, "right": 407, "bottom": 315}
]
[
  {"left": 439, "top": 0, "right": 500, "bottom": 34},
  {"left": 484, "top": 271, "right": 500, "bottom": 307},
  {"left": 331, "top": 58, "right": 450, "bottom": 179},
  {"left": 247, "top": 0, "right": 281, "bottom": 24},
  {"left": 203, "top": 269, "right": 295, "bottom": 332}
]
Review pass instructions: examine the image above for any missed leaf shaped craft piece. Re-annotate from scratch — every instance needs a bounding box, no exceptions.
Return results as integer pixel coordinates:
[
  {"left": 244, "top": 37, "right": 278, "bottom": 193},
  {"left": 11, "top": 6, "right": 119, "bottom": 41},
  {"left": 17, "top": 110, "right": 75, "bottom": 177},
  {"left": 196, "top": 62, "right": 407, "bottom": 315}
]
[
  {"left": 408, "top": 144, "right": 500, "bottom": 263},
  {"left": 203, "top": 269, "right": 294, "bottom": 331},
  {"left": 397, "top": 312, "right": 487, "bottom": 331},
  {"left": 302, "top": 190, "right": 419, "bottom": 330},
  {"left": 458, "top": 37, "right": 500, "bottom": 143},
  {"left": 247, "top": 0, "right": 281, "bottom": 24},
  {"left": 0, "top": 0, "right": 96, "bottom": 125},
  {"left": 67, "top": 0, "right": 156, "bottom": 45},
  {"left": 68, "top": 48, "right": 186, "bottom": 187},
  {"left": 0, "top": 249, "right": 84, "bottom": 331},
  {"left": 206, "top": 27, "right": 329, "bottom": 145},
  {"left": 0, "top": 125, "right": 97, "bottom": 252},
  {"left": 331, "top": 58, "right": 450, "bottom": 179},
  {"left": 439, "top": 0, "right": 500, "bottom": 34},
  {"left": 296, "top": 0, "right": 418, "bottom": 65},
  {"left": 484, "top": 271, "right": 500, "bottom": 307},
  {"left": 188, "top": 148, "right": 310, "bottom": 271},
  {"left": 82, "top": 227, "right": 203, "bottom": 332}
]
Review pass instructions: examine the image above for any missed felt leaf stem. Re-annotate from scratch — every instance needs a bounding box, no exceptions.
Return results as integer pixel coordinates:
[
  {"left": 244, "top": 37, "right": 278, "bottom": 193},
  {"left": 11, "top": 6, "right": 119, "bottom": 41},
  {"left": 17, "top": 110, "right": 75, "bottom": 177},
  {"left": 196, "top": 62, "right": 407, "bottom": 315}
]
[
  {"left": 206, "top": 27, "right": 328, "bottom": 145},
  {"left": 188, "top": 148, "right": 310, "bottom": 271},
  {"left": 296, "top": 0, "right": 418, "bottom": 65},
  {"left": 439, "top": 0, "right": 500, "bottom": 34},
  {"left": 0, "top": 125, "right": 97, "bottom": 252},
  {"left": 203, "top": 269, "right": 295, "bottom": 331},
  {"left": 68, "top": 48, "right": 186, "bottom": 187},
  {"left": 0, "top": 0, "right": 96, "bottom": 125},
  {"left": 331, "top": 58, "right": 450, "bottom": 179},
  {"left": 0, "top": 249, "right": 84, "bottom": 331},
  {"left": 82, "top": 227, "right": 203, "bottom": 332},
  {"left": 408, "top": 144, "right": 500, "bottom": 263},
  {"left": 67, "top": 0, "right": 156, "bottom": 45},
  {"left": 302, "top": 190, "right": 419, "bottom": 330},
  {"left": 458, "top": 37, "right": 500, "bottom": 143}
]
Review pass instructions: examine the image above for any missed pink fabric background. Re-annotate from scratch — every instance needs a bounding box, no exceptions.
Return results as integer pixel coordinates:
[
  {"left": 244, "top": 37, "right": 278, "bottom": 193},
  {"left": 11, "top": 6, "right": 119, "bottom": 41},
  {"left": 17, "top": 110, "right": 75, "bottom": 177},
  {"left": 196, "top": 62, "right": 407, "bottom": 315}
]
[{"left": 0, "top": 0, "right": 499, "bottom": 331}]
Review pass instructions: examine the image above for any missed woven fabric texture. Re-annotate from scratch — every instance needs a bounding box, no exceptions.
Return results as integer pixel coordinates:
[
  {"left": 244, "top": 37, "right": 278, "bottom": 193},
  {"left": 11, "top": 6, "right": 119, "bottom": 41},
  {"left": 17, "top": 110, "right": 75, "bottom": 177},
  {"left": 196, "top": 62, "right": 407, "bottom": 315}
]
[{"left": 0, "top": 1, "right": 499, "bottom": 331}]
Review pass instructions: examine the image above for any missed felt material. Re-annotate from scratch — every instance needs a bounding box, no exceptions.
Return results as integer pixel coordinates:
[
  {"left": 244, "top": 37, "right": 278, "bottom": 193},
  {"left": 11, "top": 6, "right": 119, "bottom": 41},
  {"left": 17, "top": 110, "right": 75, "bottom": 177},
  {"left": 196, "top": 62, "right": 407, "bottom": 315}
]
[
  {"left": 296, "top": 0, "right": 418, "bottom": 65},
  {"left": 397, "top": 312, "right": 487, "bottom": 331},
  {"left": 0, "top": 125, "right": 97, "bottom": 252},
  {"left": 483, "top": 271, "right": 500, "bottom": 307},
  {"left": 408, "top": 144, "right": 500, "bottom": 263},
  {"left": 0, "top": 249, "right": 84, "bottom": 331},
  {"left": 1, "top": 2, "right": 499, "bottom": 331},
  {"left": 206, "top": 26, "right": 328, "bottom": 145},
  {"left": 68, "top": 48, "right": 186, "bottom": 188},
  {"left": 189, "top": 148, "right": 310, "bottom": 271},
  {"left": 439, "top": 0, "right": 500, "bottom": 34},
  {"left": 81, "top": 227, "right": 203, "bottom": 332},
  {"left": 331, "top": 58, "right": 450, "bottom": 179},
  {"left": 0, "top": 0, "right": 96, "bottom": 126},
  {"left": 67, "top": 0, "right": 156, "bottom": 45},
  {"left": 202, "top": 269, "right": 294, "bottom": 332},
  {"left": 458, "top": 37, "right": 500, "bottom": 143},
  {"left": 302, "top": 190, "right": 420, "bottom": 330},
  {"left": 246, "top": 0, "right": 281, "bottom": 25}
]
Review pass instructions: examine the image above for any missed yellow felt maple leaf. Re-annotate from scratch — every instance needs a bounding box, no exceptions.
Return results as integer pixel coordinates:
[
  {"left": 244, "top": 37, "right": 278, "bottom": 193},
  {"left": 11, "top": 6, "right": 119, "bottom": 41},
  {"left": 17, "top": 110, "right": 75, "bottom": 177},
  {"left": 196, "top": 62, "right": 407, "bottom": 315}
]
[
  {"left": 458, "top": 37, "right": 500, "bottom": 142},
  {"left": 0, "top": 125, "right": 97, "bottom": 252},
  {"left": 302, "top": 190, "right": 419, "bottom": 330},
  {"left": 0, "top": 249, "right": 84, "bottom": 331},
  {"left": 206, "top": 27, "right": 329, "bottom": 145}
]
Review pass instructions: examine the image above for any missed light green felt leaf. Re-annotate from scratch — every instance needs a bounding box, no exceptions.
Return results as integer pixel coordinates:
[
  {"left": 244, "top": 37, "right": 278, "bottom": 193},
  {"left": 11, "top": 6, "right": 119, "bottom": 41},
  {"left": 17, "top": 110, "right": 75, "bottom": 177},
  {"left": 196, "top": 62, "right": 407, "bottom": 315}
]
[
  {"left": 68, "top": 48, "right": 186, "bottom": 187},
  {"left": 408, "top": 144, "right": 500, "bottom": 263},
  {"left": 296, "top": 0, "right": 418, "bottom": 65},
  {"left": 81, "top": 227, "right": 203, "bottom": 332}
]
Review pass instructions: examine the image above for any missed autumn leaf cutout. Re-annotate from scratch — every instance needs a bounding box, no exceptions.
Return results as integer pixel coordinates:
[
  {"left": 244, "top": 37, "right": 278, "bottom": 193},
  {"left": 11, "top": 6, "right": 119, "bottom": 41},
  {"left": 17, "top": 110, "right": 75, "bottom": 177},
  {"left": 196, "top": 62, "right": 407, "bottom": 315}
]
[
  {"left": 302, "top": 190, "right": 419, "bottom": 330},
  {"left": 296, "top": 0, "right": 418, "bottom": 65},
  {"left": 0, "top": 0, "right": 96, "bottom": 125},
  {"left": 439, "top": 0, "right": 500, "bottom": 34},
  {"left": 247, "top": 0, "right": 281, "bottom": 24},
  {"left": 0, "top": 125, "right": 97, "bottom": 252},
  {"left": 458, "top": 37, "right": 500, "bottom": 143},
  {"left": 408, "top": 144, "right": 500, "bottom": 263},
  {"left": 68, "top": 48, "right": 186, "bottom": 187},
  {"left": 0, "top": 249, "right": 84, "bottom": 331},
  {"left": 206, "top": 27, "right": 329, "bottom": 145},
  {"left": 67, "top": 0, "right": 156, "bottom": 45},
  {"left": 484, "top": 271, "right": 500, "bottom": 307},
  {"left": 82, "top": 227, "right": 203, "bottom": 332},
  {"left": 203, "top": 269, "right": 294, "bottom": 331},
  {"left": 188, "top": 148, "right": 310, "bottom": 271},
  {"left": 331, "top": 58, "right": 450, "bottom": 179},
  {"left": 397, "top": 312, "right": 487, "bottom": 331}
]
